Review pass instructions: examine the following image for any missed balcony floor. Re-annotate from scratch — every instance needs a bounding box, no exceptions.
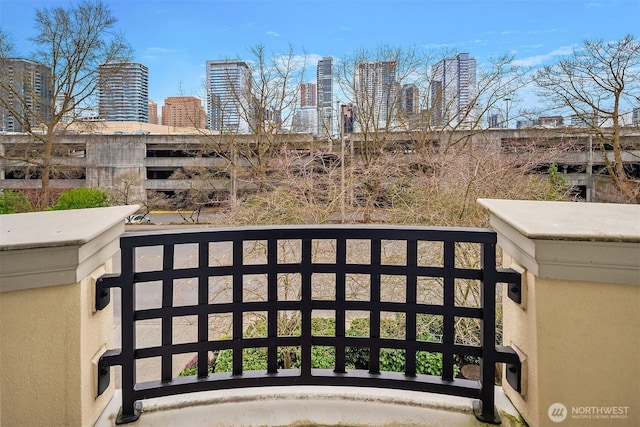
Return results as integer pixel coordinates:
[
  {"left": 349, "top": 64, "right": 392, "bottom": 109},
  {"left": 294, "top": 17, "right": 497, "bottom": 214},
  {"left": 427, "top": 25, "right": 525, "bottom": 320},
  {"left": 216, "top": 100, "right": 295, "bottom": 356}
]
[{"left": 95, "top": 385, "right": 525, "bottom": 426}]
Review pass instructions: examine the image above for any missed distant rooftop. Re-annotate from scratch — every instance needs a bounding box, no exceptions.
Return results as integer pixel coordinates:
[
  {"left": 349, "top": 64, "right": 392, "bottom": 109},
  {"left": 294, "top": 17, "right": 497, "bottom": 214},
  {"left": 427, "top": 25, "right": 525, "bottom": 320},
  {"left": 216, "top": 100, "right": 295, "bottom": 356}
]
[{"left": 65, "top": 120, "right": 216, "bottom": 135}]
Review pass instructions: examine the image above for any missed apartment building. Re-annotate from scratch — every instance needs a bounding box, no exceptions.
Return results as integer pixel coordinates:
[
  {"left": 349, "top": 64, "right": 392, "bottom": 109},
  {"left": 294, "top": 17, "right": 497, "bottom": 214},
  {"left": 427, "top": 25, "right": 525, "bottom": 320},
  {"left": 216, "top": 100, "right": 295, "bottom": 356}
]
[
  {"left": 98, "top": 61, "right": 149, "bottom": 122},
  {"left": 430, "top": 53, "right": 477, "bottom": 129},
  {"left": 316, "top": 57, "right": 333, "bottom": 137},
  {"left": 161, "top": 96, "right": 206, "bottom": 129},
  {"left": 0, "top": 58, "right": 52, "bottom": 132},
  {"left": 354, "top": 60, "right": 397, "bottom": 129},
  {"left": 148, "top": 100, "right": 158, "bottom": 125},
  {"left": 205, "top": 60, "right": 251, "bottom": 133},
  {"left": 300, "top": 82, "right": 317, "bottom": 107}
]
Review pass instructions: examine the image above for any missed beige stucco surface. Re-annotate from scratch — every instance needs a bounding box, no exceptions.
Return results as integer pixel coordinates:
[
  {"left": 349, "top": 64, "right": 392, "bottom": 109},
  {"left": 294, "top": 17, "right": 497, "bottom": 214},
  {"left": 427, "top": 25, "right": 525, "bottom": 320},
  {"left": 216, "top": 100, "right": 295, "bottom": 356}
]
[
  {"left": 0, "top": 266, "right": 114, "bottom": 426},
  {"left": 502, "top": 266, "right": 640, "bottom": 427}
]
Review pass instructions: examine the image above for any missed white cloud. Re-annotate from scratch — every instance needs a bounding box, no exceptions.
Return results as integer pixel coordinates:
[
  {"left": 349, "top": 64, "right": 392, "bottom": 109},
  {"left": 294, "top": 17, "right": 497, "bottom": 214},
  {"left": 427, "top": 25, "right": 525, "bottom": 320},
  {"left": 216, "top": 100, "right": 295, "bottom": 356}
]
[
  {"left": 511, "top": 45, "right": 575, "bottom": 67},
  {"left": 266, "top": 31, "right": 280, "bottom": 37},
  {"left": 422, "top": 42, "right": 457, "bottom": 50},
  {"left": 145, "top": 47, "right": 177, "bottom": 54},
  {"left": 272, "top": 53, "right": 324, "bottom": 73},
  {"left": 501, "top": 28, "right": 561, "bottom": 36},
  {"left": 142, "top": 46, "right": 178, "bottom": 60}
]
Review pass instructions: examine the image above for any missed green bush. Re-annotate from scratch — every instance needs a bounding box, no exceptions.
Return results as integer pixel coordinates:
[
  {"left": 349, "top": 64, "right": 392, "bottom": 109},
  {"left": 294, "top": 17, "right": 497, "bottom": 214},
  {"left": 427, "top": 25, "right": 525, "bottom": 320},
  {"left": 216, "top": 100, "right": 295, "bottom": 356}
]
[
  {"left": 50, "top": 187, "right": 110, "bottom": 210},
  {"left": 178, "top": 354, "right": 216, "bottom": 377},
  {"left": 344, "top": 315, "right": 458, "bottom": 377},
  {"left": 179, "top": 315, "right": 458, "bottom": 377},
  {"left": 212, "top": 317, "right": 337, "bottom": 373},
  {"left": 0, "top": 189, "right": 32, "bottom": 214}
]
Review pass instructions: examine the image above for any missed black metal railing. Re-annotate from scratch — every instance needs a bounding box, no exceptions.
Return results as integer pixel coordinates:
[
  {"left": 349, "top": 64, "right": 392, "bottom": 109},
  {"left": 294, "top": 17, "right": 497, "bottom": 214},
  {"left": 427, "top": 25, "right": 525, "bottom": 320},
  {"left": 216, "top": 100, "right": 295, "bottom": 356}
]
[{"left": 96, "top": 225, "right": 521, "bottom": 424}]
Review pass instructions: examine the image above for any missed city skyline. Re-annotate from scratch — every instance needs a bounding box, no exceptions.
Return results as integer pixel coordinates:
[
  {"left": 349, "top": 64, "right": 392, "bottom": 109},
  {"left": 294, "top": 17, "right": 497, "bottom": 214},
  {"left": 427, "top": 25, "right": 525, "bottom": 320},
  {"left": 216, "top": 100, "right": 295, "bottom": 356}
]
[{"left": 1, "top": 0, "right": 638, "bottom": 112}]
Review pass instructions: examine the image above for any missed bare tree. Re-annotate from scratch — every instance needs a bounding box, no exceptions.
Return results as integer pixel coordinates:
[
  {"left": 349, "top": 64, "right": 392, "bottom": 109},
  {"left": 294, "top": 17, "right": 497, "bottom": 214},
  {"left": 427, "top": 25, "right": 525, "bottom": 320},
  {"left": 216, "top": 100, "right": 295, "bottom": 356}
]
[
  {"left": 193, "top": 45, "right": 308, "bottom": 206},
  {"left": 534, "top": 35, "right": 640, "bottom": 203},
  {"left": 168, "top": 166, "right": 232, "bottom": 222},
  {"left": 0, "top": 0, "right": 131, "bottom": 206},
  {"left": 332, "top": 47, "right": 532, "bottom": 219},
  {"left": 334, "top": 45, "right": 425, "bottom": 165}
]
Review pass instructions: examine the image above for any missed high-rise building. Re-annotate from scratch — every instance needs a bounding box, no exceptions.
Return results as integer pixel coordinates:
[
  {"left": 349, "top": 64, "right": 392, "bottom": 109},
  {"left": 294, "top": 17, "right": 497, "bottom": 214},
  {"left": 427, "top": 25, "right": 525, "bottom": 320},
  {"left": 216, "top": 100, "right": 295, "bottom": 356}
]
[
  {"left": 430, "top": 53, "right": 476, "bottom": 128},
  {"left": 0, "top": 58, "right": 52, "bottom": 132},
  {"left": 161, "top": 96, "right": 206, "bottom": 129},
  {"left": 148, "top": 100, "right": 158, "bottom": 125},
  {"left": 536, "top": 116, "right": 564, "bottom": 128},
  {"left": 206, "top": 60, "right": 252, "bottom": 133},
  {"left": 399, "top": 83, "right": 418, "bottom": 119},
  {"left": 633, "top": 107, "right": 640, "bottom": 127},
  {"left": 55, "top": 94, "right": 75, "bottom": 124},
  {"left": 98, "top": 62, "right": 149, "bottom": 122},
  {"left": 293, "top": 83, "right": 318, "bottom": 133},
  {"left": 300, "top": 83, "right": 317, "bottom": 107},
  {"left": 340, "top": 103, "right": 356, "bottom": 134},
  {"left": 488, "top": 112, "right": 505, "bottom": 128},
  {"left": 316, "top": 57, "right": 333, "bottom": 137},
  {"left": 292, "top": 107, "right": 318, "bottom": 133},
  {"left": 354, "top": 60, "right": 397, "bottom": 129}
]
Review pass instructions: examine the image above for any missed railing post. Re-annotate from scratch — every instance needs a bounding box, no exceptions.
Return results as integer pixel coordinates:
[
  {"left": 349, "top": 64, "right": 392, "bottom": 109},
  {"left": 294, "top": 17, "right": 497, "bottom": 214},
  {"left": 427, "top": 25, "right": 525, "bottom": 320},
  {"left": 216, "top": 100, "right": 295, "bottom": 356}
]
[
  {"left": 479, "top": 199, "right": 640, "bottom": 427},
  {"left": 473, "top": 239, "right": 500, "bottom": 424},
  {"left": 0, "top": 205, "right": 137, "bottom": 427}
]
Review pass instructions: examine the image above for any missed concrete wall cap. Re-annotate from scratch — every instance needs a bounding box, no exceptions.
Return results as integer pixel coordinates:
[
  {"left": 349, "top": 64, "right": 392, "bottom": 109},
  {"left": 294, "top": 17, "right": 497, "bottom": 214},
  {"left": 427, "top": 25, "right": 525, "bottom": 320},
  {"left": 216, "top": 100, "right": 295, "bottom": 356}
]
[
  {"left": 478, "top": 199, "right": 640, "bottom": 243},
  {"left": 0, "top": 205, "right": 139, "bottom": 251},
  {"left": 478, "top": 199, "right": 640, "bottom": 285},
  {"left": 0, "top": 205, "right": 138, "bottom": 292}
]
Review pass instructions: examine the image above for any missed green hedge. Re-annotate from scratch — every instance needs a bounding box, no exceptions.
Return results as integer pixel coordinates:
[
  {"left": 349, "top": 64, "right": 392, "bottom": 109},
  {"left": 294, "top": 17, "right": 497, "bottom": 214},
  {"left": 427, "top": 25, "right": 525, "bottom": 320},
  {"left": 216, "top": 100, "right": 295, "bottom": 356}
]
[
  {"left": 0, "top": 189, "right": 32, "bottom": 214},
  {"left": 49, "top": 188, "right": 110, "bottom": 210},
  {"left": 179, "top": 315, "right": 459, "bottom": 377}
]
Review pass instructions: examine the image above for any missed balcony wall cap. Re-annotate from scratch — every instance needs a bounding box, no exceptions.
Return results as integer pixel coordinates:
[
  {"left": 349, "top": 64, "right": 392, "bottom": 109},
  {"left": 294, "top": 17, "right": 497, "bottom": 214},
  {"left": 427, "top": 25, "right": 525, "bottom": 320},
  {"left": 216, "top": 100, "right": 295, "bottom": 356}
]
[
  {"left": 478, "top": 199, "right": 640, "bottom": 242},
  {"left": 478, "top": 199, "right": 640, "bottom": 285},
  {"left": 0, "top": 205, "right": 138, "bottom": 292}
]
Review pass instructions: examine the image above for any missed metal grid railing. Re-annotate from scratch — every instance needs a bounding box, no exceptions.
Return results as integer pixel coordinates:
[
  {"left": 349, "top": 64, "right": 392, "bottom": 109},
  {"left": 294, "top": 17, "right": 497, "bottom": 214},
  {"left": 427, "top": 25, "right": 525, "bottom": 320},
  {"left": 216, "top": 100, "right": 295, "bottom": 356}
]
[{"left": 96, "top": 225, "right": 521, "bottom": 424}]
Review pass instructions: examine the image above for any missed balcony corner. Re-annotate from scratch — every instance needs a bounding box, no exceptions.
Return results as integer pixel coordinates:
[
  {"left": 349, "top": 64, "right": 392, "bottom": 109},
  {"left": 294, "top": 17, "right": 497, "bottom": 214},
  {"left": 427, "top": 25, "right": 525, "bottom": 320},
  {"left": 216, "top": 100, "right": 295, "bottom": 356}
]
[
  {"left": 478, "top": 199, "right": 640, "bottom": 427},
  {"left": 0, "top": 205, "right": 138, "bottom": 427}
]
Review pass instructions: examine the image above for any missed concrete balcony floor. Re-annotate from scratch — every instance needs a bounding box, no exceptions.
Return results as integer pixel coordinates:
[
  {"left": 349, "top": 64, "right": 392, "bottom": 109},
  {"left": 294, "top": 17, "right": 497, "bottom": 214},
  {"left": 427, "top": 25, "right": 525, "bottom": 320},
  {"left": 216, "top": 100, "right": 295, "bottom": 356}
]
[{"left": 95, "top": 385, "right": 525, "bottom": 427}]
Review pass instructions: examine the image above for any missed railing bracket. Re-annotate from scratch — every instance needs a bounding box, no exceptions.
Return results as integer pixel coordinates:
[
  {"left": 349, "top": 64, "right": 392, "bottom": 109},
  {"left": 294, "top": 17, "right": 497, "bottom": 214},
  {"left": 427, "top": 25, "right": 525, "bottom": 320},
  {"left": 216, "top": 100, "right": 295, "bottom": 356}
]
[
  {"left": 497, "top": 268, "right": 522, "bottom": 304},
  {"left": 97, "top": 359, "right": 110, "bottom": 396},
  {"left": 496, "top": 345, "right": 522, "bottom": 393},
  {"left": 95, "top": 274, "right": 119, "bottom": 311},
  {"left": 506, "top": 361, "right": 521, "bottom": 393},
  {"left": 97, "top": 349, "right": 121, "bottom": 396}
]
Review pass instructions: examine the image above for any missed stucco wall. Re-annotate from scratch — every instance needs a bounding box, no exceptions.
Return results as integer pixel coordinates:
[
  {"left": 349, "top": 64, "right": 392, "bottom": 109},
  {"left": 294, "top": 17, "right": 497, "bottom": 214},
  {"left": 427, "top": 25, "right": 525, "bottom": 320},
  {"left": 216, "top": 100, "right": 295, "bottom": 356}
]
[
  {"left": 502, "top": 258, "right": 640, "bottom": 427},
  {"left": 0, "top": 265, "right": 114, "bottom": 426}
]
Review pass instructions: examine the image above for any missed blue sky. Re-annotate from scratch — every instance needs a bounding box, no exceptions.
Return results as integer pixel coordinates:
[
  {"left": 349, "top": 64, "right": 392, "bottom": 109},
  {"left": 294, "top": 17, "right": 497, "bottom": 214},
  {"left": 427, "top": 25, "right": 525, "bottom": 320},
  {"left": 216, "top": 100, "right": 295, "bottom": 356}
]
[{"left": 1, "top": 0, "right": 639, "bottom": 109}]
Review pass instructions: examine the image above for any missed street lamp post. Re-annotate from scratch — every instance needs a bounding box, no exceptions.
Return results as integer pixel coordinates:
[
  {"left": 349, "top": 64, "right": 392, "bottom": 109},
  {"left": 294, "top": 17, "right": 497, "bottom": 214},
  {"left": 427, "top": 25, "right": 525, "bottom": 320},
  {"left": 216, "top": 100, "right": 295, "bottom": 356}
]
[
  {"left": 504, "top": 98, "right": 511, "bottom": 129},
  {"left": 337, "top": 101, "right": 345, "bottom": 223}
]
